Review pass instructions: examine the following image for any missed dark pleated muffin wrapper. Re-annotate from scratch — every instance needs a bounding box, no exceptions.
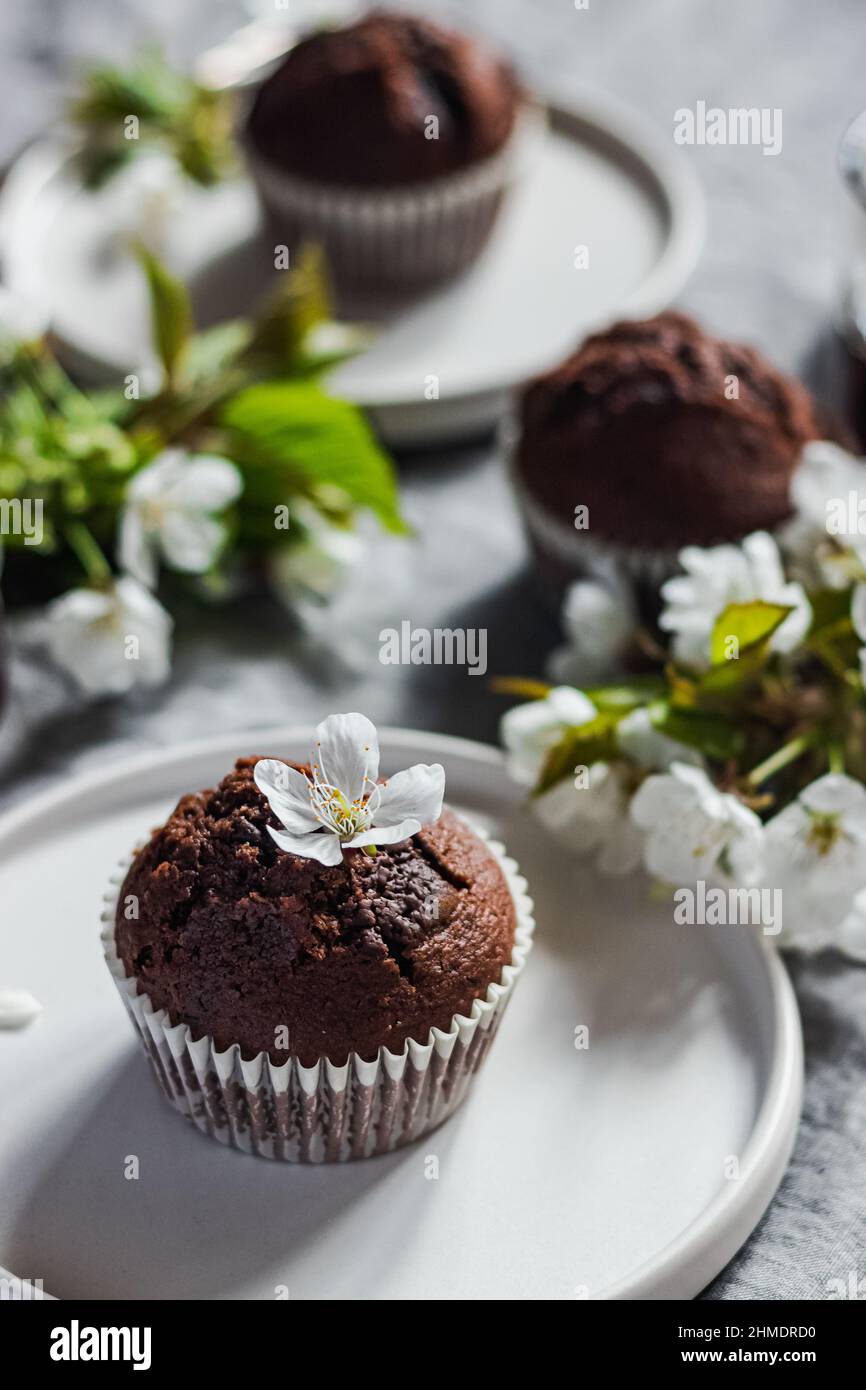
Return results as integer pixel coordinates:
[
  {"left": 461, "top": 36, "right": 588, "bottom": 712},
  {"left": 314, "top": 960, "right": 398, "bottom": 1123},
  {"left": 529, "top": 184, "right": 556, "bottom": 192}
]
[
  {"left": 101, "top": 827, "right": 534, "bottom": 1162},
  {"left": 503, "top": 416, "right": 681, "bottom": 602},
  {"left": 242, "top": 105, "right": 545, "bottom": 290}
]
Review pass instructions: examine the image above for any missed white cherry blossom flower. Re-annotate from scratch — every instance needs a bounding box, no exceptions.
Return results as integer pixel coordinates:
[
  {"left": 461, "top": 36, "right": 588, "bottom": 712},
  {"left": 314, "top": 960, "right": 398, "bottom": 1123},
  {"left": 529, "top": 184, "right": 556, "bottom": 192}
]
[
  {"left": 534, "top": 763, "right": 645, "bottom": 876},
  {"left": 659, "top": 531, "right": 811, "bottom": 668},
  {"left": 500, "top": 685, "right": 597, "bottom": 787},
  {"left": 531, "top": 709, "right": 705, "bottom": 876},
  {"left": 785, "top": 440, "right": 866, "bottom": 584},
  {"left": 733, "top": 774, "right": 866, "bottom": 952},
  {"left": 111, "top": 153, "right": 187, "bottom": 258},
  {"left": 547, "top": 579, "right": 635, "bottom": 685},
  {"left": 631, "top": 762, "right": 763, "bottom": 884},
  {"left": 270, "top": 499, "right": 365, "bottom": 610},
  {"left": 615, "top": 707, "right": 703, "bottom": 770},
  {"left": 45, "top": 577, "right": 172, "bottom": 695},
  {"left": 118, "top": 447, "right": 242, "bottom": 588},
  {"left": 254, "top": 712, "right": 445, "bottom": 867}
]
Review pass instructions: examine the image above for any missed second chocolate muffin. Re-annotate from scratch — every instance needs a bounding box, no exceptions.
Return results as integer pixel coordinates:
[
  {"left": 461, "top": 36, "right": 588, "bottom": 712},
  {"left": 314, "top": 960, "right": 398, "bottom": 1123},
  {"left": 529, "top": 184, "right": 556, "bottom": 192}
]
[{"left": 512, "top": 311, "right": 832, "bottom": 592}]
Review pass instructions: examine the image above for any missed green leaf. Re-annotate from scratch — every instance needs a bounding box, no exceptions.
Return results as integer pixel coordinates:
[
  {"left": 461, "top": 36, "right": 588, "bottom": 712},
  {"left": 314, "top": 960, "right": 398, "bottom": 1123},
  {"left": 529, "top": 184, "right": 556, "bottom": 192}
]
[
  {"left": 69, "top": 49, "right": 235, "bottom": 191},
  {"left": 700, "top": 600, "right": 793, "bottom": 694},
  {"left": 708, "top": 600, "right": 792, "bottom": 666},
  {"left": 648, "top": 700, "right": 745, "bottom": 761},
  {"left": 70, "top": 48, "right": 189, "bottom": 125},
  {"left": 135, "top": 246, "right": 192, "bottom": 382},
  {"left": 808, "top": 586, "right": 853, "bottom": 636},
  {"left": 803, "top": 586, "right": 860, "bottom": 678},
  {"left": 534, "top": 715, "right": 618, "bottom": 796},
  {"left": 583, "top": 676, "right": 666, "bottom": 711},
  {"left": 220, "top": 381, "right": 407, "bottom": 534},
  {"left": 243, "top": 245, "right": 334, "bottom": 371},
  {"left": 182, "top": 320, "right": 252, "bottom": 386}
]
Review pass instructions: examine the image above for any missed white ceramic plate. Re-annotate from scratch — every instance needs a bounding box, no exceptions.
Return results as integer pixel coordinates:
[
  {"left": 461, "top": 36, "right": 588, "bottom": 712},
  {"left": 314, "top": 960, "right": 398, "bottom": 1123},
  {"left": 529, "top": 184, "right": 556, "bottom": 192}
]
[
  {"left": 0, "top": 728, "right": 800, "bottom": 1300},
  {"left": 0, "top": 93, "right": 704, "bottom": 446}
]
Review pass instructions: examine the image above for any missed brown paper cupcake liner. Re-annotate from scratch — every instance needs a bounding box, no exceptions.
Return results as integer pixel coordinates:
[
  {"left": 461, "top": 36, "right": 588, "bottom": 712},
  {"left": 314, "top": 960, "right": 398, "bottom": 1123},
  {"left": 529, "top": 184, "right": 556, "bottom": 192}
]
[
  {"left": 243, "top": 104, "right": 545, "bottom": 289},
  {"left": 101, "top": 825, "right": 534, "bottom": 1163}
]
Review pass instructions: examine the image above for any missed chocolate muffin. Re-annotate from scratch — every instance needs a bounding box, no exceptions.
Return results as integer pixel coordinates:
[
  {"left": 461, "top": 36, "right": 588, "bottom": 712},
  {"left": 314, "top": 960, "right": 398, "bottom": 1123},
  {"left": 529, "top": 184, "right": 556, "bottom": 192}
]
[
  {"left": 104, "top": 750, "right": 530, "bottom": 1162},
  {"left": 115, "top": 757, "right": 516, "bottom": 1067},
  {"left": 246, "top": 11, "right": 519, "bottom": 188},
  {"left": 243, "top": 11, "right": 534, "bottom": 288},
  {"left": 512, "top": 312, "right": 831, "bottom": 592}
]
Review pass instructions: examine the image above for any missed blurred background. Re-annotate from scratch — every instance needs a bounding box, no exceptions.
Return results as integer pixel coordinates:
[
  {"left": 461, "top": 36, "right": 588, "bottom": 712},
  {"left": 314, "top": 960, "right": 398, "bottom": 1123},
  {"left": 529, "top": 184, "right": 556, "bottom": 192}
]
[{"left": 1, "top": 0, "right": 864, "bottom": 797}]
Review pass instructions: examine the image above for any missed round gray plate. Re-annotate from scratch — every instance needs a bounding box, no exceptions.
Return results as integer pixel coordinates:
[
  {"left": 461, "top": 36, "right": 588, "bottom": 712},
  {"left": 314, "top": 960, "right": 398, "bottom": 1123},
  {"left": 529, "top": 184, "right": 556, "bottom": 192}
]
[
  {"left": 0, "top": 91, "right": 704, "bottom": 446},
  {"left": 0, "top": 728, "right": 801, "bottom": 1300}
]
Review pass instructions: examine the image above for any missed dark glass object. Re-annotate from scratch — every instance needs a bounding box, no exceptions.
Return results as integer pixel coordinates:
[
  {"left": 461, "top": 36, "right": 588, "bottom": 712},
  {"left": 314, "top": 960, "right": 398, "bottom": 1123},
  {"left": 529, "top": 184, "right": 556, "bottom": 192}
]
[{"left": 839, "top": 110, "right": 866, "bottom": 448}]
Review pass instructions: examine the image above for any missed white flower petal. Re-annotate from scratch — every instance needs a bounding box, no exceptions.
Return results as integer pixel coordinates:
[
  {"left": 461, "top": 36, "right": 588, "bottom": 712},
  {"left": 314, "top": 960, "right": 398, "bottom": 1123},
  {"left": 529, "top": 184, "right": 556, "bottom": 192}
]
[
  {"left": 742, "top": 772, "right": 866, "bottom": 952},
  {"left": 254, "top": 759, "right": 320, "bottom": 835},
  {"left": 118, "top": 506, "right": 157, "bottom": 588},
  {"left": 741, "top": 531, "right": 784, "bottom": 593},
  {"left": 534, "top": 778, "right": 607, "bottom": 853},
  {"left": 162, "top": 454, "right": 242, "bottom": 510},
  {"left": 551, "top": 580, "right": 634, "bottom": 681},
  {"left": 0, "top": 989, "right": 42, "bottom": 1029},
  {"left": 266, "top": 823, "right": 345, "bottom": 866},
  {"left": 631, "top": 763, "right": 760, "bottom": 885},
  {"left": 128, "top": 448, "right": 185, "bottom": 502},
  {"left": 375, "top": 763, "right": 445, "bottom": 831},
  {"left": 501, "top": 687, "right": 597, "bottom": 786},
  {"left": 791, "top": 440, "right": 866, "bottom": 528},
  {"left": 271, "top": 522, "right": 364, "bottom": 608},
  {"left": 547, "top": 687, "right": 598, "bottom": 725},
  {"left": 616, "top": 708, "right": 702, "bottom": 770},
  {"left": 45, "top": 578, "right": 172, "bottom": 696},
  {"left": 533, "top": 763, "right": 635, "bottom": 867},
  {"left": 630, "top": 771, "right": 687, "bottom": 828},
  {"left": 124, "top": 450, "right": 241, "bottom": 580},
  {"left": 160, "top": 511, "right": 226, "bottom": 574},
  {"left": 660, "top": 530, "right": 811, "bottom": 669},
  {"left": 800, "top": 773, "right": 866, "bottom": 817},
  {"left": 349, "top": 820, "right": 421, "bottom": 848},
  {"left": 312, "top": 712, "right": 379, "bottom": 803}
]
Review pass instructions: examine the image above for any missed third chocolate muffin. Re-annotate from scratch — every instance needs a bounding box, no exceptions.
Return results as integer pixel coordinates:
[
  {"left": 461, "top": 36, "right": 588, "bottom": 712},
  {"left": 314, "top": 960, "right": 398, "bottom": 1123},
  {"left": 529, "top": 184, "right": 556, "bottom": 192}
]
[{"left": 244, "top": 10, "right": 533, "bottom": 288}]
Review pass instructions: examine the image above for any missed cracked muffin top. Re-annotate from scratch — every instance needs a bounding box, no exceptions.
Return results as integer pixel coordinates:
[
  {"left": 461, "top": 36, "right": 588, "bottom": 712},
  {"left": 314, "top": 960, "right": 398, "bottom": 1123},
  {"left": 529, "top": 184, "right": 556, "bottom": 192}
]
[
  {"left": 516, "top": 311, "right": 832, "bottom": 550},
  {"left": 245, "top": 10, "right": 520, "bottom": 187},
  {"left": 115, "top": 757, "right": 516, "bottom": 1066}
]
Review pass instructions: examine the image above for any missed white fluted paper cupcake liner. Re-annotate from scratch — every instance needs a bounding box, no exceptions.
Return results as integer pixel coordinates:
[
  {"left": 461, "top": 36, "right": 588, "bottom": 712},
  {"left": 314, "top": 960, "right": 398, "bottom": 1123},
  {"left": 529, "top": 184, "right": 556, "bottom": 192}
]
[
  {"left": 101, "top": 822, "right": 534, "bottom": 1163},
  {"left": 515, "top": 474, "right": 680, "bottom": 590},
  {"left": 243, "top": 104, "right": 545, "bottom": 289}
]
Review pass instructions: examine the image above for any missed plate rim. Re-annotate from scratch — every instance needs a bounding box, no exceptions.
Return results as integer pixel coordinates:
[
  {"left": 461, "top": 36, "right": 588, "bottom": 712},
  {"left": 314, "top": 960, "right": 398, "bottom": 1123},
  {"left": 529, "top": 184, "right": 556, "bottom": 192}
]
[
  {"left": 0, "top": 724, "right": 801, "bottom": 1301},
  {"left": 0, "top": 84, "right": 705, "bottom": 413}
]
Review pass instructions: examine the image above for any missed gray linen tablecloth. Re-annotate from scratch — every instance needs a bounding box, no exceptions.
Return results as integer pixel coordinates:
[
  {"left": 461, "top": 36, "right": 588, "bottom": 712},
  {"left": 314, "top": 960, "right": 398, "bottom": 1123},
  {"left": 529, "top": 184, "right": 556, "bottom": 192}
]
[{"left": 1, "top": 0, "right": 864, "bottom": 1300}]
